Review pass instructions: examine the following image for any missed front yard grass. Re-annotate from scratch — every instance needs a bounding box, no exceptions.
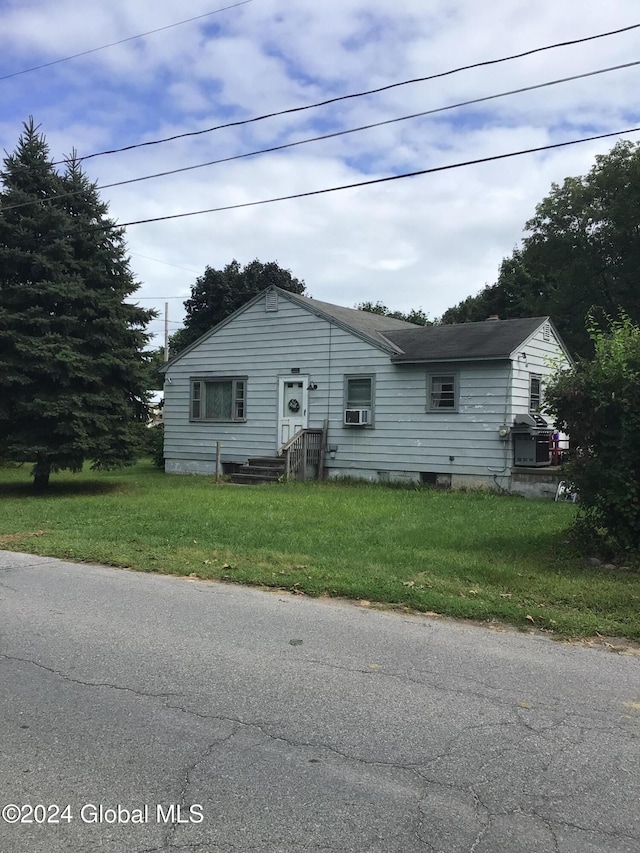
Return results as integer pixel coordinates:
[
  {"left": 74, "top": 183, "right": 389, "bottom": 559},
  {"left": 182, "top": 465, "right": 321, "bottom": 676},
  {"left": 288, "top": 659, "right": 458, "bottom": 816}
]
[{"left": 1, "top": 461, "right": 639, "bottom": 640}]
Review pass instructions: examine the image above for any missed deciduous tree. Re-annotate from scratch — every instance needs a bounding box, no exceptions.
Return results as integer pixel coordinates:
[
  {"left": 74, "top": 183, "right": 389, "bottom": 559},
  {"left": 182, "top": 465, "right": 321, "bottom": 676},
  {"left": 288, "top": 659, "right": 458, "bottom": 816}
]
[
  {"left": 356, "top": 301, "right": 431, "bottom": 326},
  {"left": 170, "top": 259, "right": 306, "bottom": 354},
  {"left": 441, "top": 141, "right": 640, "bottom": 357}
]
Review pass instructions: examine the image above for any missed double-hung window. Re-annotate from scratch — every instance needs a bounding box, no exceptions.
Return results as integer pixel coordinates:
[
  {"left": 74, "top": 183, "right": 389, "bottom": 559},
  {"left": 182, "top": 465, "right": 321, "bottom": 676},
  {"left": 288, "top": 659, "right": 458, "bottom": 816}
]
[
  {"left": 191, "top": 378, "right": 246, "bottom": 422},
  {"left": 344, "top": 375, "right": 374, "bottom": 426},
  {"left": 529, "top": 374, "right": 542, "bottom": 412},
  {"left": 427, "top": 374, "right": 458, "bottom": 411}
]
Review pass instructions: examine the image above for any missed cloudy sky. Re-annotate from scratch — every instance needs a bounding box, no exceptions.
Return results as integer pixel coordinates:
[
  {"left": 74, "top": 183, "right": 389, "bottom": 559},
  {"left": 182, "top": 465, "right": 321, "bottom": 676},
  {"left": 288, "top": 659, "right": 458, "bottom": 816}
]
[{"left": 1, "top": 0, "right": 639, "bottom": 346}]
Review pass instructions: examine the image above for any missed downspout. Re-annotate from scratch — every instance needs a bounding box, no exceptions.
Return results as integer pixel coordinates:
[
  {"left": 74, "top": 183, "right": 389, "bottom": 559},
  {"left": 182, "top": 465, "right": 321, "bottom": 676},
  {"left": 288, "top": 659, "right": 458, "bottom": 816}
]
[
  {"left": 327, "top": 322, "right": 332, "bottom": 423},
  {"left": 323, "top": 322, "right": 333, "bottom": 477},
  {"left": 487, "top": 358, "right": 514, "bottom": 491}
]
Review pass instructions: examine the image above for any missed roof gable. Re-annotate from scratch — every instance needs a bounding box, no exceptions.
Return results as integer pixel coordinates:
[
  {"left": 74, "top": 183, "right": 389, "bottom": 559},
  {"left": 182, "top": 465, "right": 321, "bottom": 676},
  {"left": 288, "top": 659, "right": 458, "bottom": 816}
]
[{"left": 162, "top": 287, "right": 420, "bottom": 369}]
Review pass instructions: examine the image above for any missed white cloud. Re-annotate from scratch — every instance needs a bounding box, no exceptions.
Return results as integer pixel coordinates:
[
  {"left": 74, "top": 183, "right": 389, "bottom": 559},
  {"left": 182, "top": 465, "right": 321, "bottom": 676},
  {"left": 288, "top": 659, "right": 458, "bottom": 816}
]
[{"left": 1, "top": 0, "right": 640, "bottom": 346}]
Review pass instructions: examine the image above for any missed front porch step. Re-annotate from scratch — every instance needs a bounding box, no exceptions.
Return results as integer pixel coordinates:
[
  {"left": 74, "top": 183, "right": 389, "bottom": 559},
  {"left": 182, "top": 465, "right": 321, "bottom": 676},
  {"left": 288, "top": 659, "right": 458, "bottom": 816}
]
[
  {"left": 229, "top": 456, "right": 285, "bottom": 485},
  {"left": 247, "top": 457, "right": 286, "bottom": 468},
  {"left": 230, "top": 472, "right": 282, "bottom": 485}
]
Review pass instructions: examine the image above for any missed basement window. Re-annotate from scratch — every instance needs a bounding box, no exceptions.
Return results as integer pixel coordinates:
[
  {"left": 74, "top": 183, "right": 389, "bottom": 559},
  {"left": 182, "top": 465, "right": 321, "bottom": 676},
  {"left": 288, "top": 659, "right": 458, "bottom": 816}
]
[{"left": 191, "top": 378, "right": 247, "bottom": 422}]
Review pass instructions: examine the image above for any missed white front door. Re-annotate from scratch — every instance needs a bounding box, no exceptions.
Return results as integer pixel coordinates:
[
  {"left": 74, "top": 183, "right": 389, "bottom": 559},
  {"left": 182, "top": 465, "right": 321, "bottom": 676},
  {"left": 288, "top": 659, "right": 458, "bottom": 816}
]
[{"left": 278, "top": 377, "right": 308, "bottom": 446}]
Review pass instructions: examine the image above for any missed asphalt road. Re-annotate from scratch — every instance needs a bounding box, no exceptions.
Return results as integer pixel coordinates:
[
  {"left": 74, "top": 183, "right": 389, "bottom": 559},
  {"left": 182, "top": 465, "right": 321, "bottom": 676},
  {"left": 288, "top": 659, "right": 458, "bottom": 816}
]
[{"left": 1, "top": 550, "right": 639, "bottom": 853}]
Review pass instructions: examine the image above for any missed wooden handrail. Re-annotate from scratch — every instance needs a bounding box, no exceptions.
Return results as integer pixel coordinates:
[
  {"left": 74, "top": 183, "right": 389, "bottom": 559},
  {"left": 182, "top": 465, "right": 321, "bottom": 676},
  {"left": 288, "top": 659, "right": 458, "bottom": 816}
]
[
  {"left": 277, "top": 427, "right": 322, "bottom": 455},
  {"left": 277, "top": 427, "right": 324, "bottom": 481}
]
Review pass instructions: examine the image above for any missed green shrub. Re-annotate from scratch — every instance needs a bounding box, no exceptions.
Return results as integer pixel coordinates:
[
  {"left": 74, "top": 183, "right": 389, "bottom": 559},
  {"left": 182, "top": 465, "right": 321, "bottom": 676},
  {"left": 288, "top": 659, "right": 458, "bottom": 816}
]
[{"left": 545, "top": 314, "right": 640, "bottom": 558}]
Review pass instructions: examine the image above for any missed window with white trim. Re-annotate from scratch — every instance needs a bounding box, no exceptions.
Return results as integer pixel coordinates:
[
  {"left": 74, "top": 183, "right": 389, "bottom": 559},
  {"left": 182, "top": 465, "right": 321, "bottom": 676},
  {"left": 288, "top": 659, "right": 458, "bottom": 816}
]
[
  {"left": 427, "top": 374, "right": 458, "bottom": 411},
  {"left": 529, "top": 374, "right": 542, "bottom": 412},
  {"left": 190, "top": 378, "right": 246, "bottom": 422}
]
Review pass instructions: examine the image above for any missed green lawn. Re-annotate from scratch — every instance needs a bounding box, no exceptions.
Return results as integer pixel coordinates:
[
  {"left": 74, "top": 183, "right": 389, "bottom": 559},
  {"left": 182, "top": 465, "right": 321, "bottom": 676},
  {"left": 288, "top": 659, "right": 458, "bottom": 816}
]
[{"left": 1, "top": 461, "right": 639, "bottom": 639}]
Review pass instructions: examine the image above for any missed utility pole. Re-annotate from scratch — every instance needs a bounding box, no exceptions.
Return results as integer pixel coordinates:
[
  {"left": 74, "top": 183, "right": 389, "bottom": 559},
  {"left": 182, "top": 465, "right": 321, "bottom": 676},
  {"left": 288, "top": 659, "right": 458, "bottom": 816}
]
[{"left": 164, "top": 302, "right": 169, "bottom": 362}]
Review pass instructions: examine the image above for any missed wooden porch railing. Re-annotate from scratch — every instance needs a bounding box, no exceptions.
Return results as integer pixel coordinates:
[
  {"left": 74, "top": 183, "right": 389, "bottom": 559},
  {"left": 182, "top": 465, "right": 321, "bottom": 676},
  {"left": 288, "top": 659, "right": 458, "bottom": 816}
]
[{"left": 278, "top": 420, "right": 328, "bottom": 481}]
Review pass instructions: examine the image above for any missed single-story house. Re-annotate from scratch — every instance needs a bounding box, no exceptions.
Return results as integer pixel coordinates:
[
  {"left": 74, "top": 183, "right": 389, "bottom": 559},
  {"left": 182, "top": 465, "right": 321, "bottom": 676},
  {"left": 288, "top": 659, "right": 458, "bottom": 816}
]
[{"left": 161, "top": 286, "right": 572, "bottom": 496}]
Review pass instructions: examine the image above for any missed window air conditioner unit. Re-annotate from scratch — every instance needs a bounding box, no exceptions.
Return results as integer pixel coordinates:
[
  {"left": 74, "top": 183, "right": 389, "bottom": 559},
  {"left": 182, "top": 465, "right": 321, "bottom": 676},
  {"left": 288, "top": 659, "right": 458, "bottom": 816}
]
[{"left": 344, "top": 408, "right": 370, "bottom": 426}]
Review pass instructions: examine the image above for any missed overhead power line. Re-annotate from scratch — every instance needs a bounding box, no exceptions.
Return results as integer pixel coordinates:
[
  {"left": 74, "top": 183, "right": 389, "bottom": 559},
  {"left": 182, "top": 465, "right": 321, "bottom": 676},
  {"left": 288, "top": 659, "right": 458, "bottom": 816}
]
[
  {"left": 107, "top": 125, "right": 640, "bottom": 229},
  {"left": 62, "top": 60, "right": 640, "bottom": 190},
  {"left": 0, "top": 0, "right": 254, "bottom": 82},
  {"left": 128, "top": 252, "right": 200, "bottom": 274},
  {"left": 64, "top": 22, "right": 640, "bottom": 165},
  {"left": 6, "top": 58, "right": 639, "bottom": 213}
]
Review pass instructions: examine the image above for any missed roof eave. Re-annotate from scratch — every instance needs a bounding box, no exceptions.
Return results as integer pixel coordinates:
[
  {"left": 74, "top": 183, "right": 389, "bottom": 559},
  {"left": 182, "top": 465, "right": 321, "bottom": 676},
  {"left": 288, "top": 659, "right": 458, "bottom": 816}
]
[{"left": 391, "top": 355, "right": 511, "bottom": 364}]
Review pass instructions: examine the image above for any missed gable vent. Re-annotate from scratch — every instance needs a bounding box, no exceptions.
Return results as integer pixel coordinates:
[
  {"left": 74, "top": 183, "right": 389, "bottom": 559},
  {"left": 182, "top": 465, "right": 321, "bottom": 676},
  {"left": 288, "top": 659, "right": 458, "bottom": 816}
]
[
  {"left": 265, "top": 290, "right": 278, "bottom": 312},
  {"left": 542, "top": 322, "right": 550, "bottom": 342}
]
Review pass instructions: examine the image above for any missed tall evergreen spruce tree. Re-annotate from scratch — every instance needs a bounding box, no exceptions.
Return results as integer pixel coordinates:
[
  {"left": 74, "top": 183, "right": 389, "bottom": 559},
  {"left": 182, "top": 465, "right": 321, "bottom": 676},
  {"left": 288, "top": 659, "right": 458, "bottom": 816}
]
[{"left": 0, "top": 120, "right": 154, "bottom": 488}]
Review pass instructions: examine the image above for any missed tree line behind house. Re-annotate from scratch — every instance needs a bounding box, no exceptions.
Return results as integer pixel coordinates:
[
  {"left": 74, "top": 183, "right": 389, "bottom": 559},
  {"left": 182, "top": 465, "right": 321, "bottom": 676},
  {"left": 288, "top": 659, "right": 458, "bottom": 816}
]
[{"left": 1, "top": 119, "right": 639, "bottom": 557}]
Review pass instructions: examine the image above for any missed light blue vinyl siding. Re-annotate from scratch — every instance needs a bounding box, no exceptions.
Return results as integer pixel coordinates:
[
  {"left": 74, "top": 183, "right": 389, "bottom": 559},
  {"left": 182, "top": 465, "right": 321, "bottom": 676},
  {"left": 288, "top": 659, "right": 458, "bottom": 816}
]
[
  {"left": 328, "top": 360, "right": 513, "bottom": 477},
  {"left": 164, "top": 296, "right": 346, "bottom": 465},
  {"left": 509, "top": 322, "right": 567, "bottom": 426},
  {"left": 163, "top": 295, "right": 569, "bottom": 479}
]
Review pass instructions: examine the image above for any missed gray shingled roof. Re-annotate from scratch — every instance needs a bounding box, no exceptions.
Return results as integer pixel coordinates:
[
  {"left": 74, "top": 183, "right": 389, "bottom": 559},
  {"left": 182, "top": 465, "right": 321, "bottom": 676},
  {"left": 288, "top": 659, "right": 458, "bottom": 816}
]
[
  {"left": 283, "top": 290, "right": 549, "bottom": 360},
  {"left": 385, "top": 317, "right": 549, "bottom": 361},
  {"left": 284, "top": 290, "right": 417, "bottom": 350},
  {"left": 162, "top": 285, "right": 553, "bottom": 370}
]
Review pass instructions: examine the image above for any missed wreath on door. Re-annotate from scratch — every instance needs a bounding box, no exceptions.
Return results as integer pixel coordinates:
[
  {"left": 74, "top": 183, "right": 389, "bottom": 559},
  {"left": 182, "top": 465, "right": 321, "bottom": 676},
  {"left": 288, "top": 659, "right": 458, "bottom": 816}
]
[{"left": 288, "top": 398, "right": 301, "bottom": 412}]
